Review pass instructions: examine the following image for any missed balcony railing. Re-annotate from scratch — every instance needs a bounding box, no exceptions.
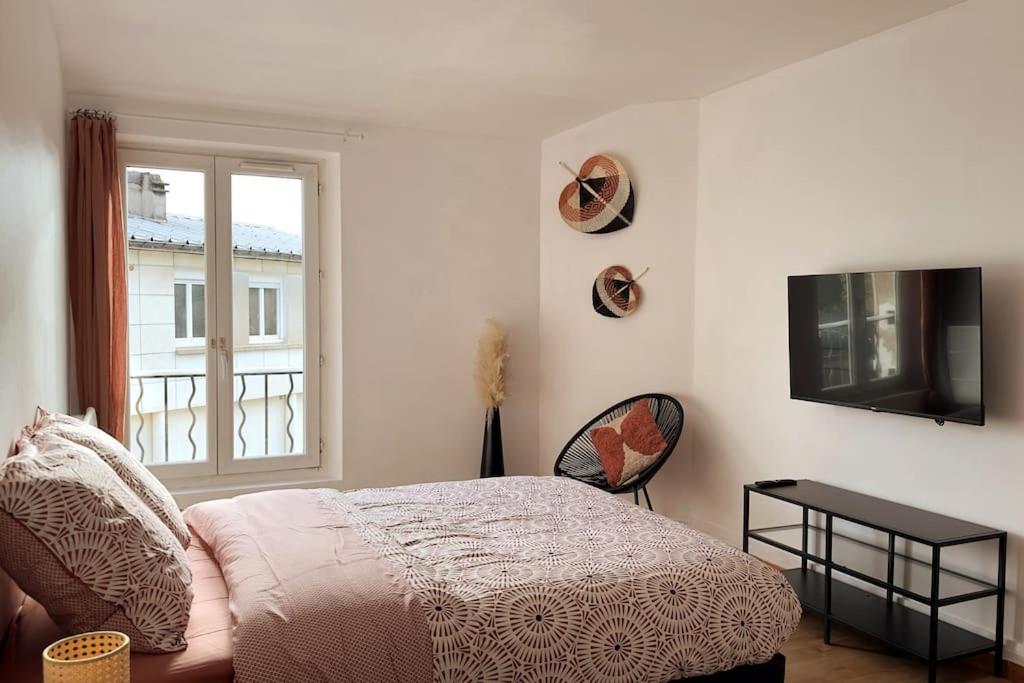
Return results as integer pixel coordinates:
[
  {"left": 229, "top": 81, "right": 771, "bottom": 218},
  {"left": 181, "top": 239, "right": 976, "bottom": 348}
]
[{"left": 130, "top": 369, "right": 302, "bottom": 463}]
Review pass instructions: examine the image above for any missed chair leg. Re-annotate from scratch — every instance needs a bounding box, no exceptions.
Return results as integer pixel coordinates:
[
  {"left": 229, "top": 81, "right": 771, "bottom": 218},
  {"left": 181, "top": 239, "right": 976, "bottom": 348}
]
[
  {"left": 633, "top": 488, "right": 639, "bottom": 506},
  {"left": 642, "top": 486, "right": 654, "bottom": 512}
]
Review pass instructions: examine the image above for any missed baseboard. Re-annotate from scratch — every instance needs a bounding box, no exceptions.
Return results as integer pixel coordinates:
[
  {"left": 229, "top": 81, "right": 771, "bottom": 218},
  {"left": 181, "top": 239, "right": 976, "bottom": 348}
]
[{"left": 967, "top": 653, "right": 1024, "bottom": 681}]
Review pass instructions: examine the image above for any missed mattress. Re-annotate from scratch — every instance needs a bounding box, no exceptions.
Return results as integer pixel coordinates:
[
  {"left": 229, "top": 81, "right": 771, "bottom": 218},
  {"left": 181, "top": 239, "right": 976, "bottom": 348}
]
[{"left": 0, "top": 530, "right": 233, "bottom": 683}]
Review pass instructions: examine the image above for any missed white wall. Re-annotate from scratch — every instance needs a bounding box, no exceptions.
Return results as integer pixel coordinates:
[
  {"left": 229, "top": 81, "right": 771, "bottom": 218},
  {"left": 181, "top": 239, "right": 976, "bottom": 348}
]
[
  {"left": 694, "top": 0, "right": 1024, "bottom": 660},
  {"left": 538, "top": 102, "right": 698, "bottom": 519},
  {"left": 341, "top": 126, "right": 540, "bottom": 487},
  {"left": 63, "top": 96, "right": 541, "bottom": 495},
  {"left": 0, "top": 0, "right": 67, "bottom": 446}
]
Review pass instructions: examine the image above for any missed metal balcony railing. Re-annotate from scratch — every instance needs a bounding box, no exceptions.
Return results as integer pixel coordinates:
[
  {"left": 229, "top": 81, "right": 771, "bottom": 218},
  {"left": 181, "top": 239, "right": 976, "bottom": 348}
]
[{"left": 130, "top": 369, "right": 302, "bottom": 463}]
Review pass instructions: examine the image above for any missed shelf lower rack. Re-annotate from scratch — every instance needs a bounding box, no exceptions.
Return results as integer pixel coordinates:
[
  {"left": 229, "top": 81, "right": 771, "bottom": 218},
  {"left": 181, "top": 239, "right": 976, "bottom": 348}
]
[{"left": 783, "top": 568, "right": 995, "bottom": 663}]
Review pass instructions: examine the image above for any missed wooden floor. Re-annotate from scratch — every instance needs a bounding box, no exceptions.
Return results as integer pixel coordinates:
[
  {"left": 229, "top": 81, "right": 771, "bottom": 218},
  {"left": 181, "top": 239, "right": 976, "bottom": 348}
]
[{"left": 784, "top": 614, "right": 1003, "bottom": 682}]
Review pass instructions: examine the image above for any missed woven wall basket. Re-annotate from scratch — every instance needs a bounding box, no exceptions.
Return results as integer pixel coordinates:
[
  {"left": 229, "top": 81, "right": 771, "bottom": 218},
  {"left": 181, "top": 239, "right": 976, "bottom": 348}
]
[
  {"left": 558, "top": 154, "right": 635, "bottom": 234},
  {"left": 592, "top": 265, "right": 641, "bottom": 318},
  {"left": 43, "top": 631, "right": 130, "bottom": 683}
]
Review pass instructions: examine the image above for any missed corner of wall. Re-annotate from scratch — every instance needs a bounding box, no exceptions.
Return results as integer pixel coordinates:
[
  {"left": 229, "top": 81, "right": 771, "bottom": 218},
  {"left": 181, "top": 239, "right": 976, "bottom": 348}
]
[
  {"left": 537, "top": 99, "right": 701, "bottom": 519},
  {"left": 0, "top": 0, "right": 69, "bottom": 443}
]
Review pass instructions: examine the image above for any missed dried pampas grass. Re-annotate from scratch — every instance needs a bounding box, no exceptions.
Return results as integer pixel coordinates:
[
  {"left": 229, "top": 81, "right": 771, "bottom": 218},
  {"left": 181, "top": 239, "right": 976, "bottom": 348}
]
[{"left": 474, "top": 319, "right": 508, "bottom": 409}]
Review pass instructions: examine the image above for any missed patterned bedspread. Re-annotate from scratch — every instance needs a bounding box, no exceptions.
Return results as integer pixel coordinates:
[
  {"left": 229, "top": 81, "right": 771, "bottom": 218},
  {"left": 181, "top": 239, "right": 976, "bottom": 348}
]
[{"left": 321, "top": 475, "right": 802, "bottom": 682}]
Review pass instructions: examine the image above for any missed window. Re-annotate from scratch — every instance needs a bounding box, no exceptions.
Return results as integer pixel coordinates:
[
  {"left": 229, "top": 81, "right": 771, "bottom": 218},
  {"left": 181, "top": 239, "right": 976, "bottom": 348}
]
[
  {"left": 122, "top": 150, "right": 320, "bottom": 480},
  {"left": 863, "top": 272, "right": 899, "bottom": 381},
  {"left": 816, "top": 274, "right": 853, "bottom": 389},
  {"left": 817, "top": 273, "right": 900, "bottom": 391},
  {"left": 248, "top": 284, "right": 281, "bottom": 341},
  {"left": 174, "top": 280, "right": 206, "bottom": 342}
]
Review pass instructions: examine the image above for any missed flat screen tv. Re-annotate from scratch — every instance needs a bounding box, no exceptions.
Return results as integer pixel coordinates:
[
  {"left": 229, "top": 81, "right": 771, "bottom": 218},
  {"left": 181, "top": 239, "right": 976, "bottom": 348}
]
[{"left": 788, "top": 267, "right": 983, "bottom": 426}]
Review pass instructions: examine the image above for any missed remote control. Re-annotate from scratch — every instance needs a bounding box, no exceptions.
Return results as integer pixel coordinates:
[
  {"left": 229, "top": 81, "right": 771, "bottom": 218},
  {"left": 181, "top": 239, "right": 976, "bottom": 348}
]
[{"left": 754, "top": 479, "right": 798, "bottom": 489}]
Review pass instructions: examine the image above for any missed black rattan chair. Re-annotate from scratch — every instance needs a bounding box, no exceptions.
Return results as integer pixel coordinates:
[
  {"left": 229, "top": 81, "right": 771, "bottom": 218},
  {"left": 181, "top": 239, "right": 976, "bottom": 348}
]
[{"left": 553, "top": 393, "right": 684, "bottom": 512}]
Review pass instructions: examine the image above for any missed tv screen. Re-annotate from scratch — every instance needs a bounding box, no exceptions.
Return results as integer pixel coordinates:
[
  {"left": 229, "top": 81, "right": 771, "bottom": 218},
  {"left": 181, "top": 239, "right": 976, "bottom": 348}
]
[{"left": 788, "top": 267, "right": 983, "bottom": 425}]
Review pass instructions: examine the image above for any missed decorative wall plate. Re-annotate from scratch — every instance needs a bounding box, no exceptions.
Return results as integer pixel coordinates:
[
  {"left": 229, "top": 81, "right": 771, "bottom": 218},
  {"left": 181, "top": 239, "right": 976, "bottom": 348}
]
[
  {"left": 592, "top": 265, "right": 648, "bottom": 318},
  {"left": 558, "top": 155, "right": 635, "bottom": 234}
]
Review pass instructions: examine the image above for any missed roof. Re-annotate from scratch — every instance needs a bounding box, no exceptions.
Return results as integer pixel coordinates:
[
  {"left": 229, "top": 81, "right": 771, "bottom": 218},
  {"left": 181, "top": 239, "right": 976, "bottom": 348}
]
[{"left": 127, "top": 214, "right": 302, "bottom": 258}]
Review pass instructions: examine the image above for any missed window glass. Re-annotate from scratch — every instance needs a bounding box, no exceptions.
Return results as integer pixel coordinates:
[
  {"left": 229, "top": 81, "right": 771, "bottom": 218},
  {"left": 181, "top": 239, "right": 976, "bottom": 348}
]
[
  {"left": 861, "top": 273, "right": 899, "bottom": 380},
  {"left": 126, "top": 165, "right": 209, "bottom": 465},
  {"left": 816, "top": 274, "right": 852, "bottom": 389},
  {"left": 191, "top": 284, "right": 205, "bottom": 338},
  {"left": 248, "top": 288, "right": 261, "bottom": 336},
  {"left": 174, "top": 283, "right": 188, "bottom": 338},
  {"left": 264, "top": 288, "right": 278, "bottom": 337},
  {"left": 231, "top": 173, "right": 304, "bottom": 458}
]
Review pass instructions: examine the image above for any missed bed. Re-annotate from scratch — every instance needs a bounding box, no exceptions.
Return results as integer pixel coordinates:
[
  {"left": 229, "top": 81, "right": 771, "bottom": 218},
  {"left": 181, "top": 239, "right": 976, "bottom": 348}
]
[{"left": 0, "top": 476, "right": 799, "bottom": 682}]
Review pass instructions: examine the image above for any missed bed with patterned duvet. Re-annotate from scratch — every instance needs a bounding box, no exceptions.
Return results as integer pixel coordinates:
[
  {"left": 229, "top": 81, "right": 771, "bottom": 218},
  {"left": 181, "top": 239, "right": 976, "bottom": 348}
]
[{"left": 181, "top": 475, "right": 801, "bottom": 683}]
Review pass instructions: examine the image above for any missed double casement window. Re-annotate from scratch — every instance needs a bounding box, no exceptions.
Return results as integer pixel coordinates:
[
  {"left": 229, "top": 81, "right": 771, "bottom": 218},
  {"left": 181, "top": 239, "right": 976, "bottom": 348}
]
[{"left": 122, "top": 150, "right": 320, "bottom": 479}]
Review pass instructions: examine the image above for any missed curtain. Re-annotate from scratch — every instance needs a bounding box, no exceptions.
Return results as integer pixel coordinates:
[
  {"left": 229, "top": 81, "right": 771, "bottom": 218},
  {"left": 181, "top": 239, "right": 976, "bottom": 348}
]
[{"left": 67, "top": 112, "right": 127, "bottom": 440}]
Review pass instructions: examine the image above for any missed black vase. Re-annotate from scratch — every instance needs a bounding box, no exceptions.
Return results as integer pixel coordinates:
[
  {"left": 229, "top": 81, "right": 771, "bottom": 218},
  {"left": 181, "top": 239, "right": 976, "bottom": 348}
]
[{"left": 480, "top": 406, "right": 504, "bottom": 478}]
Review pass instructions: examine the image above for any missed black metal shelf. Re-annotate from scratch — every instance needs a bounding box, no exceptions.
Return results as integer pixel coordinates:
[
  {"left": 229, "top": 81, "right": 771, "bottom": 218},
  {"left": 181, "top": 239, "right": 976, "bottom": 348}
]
[
  {"left": 784, "top": 568, "right": 995, "bottom": 663},
  {"left": 743, "top": 480, "right": 1006, "bottom": 683},
  {"left": 745, "top": 479, "right": 1002, "bottom": 546},
  {"left": 747, "top": 523, "right": 999, "bottom": 606}
]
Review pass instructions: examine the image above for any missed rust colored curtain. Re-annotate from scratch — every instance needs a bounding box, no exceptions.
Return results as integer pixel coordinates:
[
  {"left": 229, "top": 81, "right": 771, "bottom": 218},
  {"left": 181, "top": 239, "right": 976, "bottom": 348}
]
[{"left": 67, "top": 112, "right": 127, "bottom": 440}]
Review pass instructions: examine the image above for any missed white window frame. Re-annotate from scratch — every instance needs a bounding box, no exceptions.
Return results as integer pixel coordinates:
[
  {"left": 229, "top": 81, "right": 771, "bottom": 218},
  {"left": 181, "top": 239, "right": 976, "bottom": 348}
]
[
  {"left": 247, "top": 278, "right": 284, "bottom": 344},
  {"left": 174, "top": 276, "right": 207, "bottom": 346},
  {"left": 122, "top": 151, "right": 218, "bottom": 480},
  {"left": 215, "top": 156, "right": 320, "bottom": 476},
  {"left": 120, "top": 149, "right": 321, "bottom": 481}
]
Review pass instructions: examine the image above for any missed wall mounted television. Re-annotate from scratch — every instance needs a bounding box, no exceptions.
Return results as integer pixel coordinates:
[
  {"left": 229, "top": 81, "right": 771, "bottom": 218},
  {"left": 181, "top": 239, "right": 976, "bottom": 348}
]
[{"left": 788, "top": 267, "right": 983, "bottom": 426}]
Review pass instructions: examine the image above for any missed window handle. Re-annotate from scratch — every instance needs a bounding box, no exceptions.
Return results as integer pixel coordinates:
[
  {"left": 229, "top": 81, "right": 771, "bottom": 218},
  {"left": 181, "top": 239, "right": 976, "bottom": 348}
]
[{"left": 216, "top": 337, "right": 229, "bottom": 380}]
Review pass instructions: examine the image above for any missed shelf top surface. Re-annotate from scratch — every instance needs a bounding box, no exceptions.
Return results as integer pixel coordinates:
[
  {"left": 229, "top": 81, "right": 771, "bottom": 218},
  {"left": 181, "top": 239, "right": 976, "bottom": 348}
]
[{"left": 746, "top": 480, "right": 1003, "bottom": 545}]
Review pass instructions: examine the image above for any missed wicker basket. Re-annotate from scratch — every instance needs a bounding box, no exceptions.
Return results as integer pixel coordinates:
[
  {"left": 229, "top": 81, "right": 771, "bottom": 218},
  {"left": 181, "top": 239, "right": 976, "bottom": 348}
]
[{"left": 43, "top": 631, "right": 130, "bottom": 683}]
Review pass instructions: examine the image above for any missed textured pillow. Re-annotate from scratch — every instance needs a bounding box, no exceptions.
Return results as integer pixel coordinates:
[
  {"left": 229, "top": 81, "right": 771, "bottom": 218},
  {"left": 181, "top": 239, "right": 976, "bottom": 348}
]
[
  {"left": 28, "top": 408, "right": 190, "bottom": 549},
  {"left": 0, "top": 438, "right": 193, "bottom": 653},
  {"left": 590, "top": 400, "right": 668, "bottom": 487}
]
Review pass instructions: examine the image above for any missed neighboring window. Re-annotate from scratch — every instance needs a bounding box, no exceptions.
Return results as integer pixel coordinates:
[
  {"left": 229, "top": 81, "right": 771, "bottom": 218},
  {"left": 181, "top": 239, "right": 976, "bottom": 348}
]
[
  {"left": 174, "top": 280, "right": 206, "bottom": 342},
  {"left": 248, "top": 284, "right": 281, "bottom": 342}
]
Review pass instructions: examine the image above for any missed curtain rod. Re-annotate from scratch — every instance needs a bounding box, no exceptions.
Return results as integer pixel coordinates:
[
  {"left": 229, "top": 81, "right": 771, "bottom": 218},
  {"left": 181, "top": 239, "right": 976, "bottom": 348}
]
[
  {"left": 121, "top": 111, "right": 365, "bottom": 141},
  {"left": 69, "top": 108, "right": 115, "bottom": 120},
  {"left": 67, "top": 109, "right": 366, "bottom": 141}
]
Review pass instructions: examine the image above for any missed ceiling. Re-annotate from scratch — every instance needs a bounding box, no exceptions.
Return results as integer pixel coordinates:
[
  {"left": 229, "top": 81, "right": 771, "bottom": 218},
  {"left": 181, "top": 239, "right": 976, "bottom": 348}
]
[{"left": 49, "top": 0, "right": 962, "bottom": 139}]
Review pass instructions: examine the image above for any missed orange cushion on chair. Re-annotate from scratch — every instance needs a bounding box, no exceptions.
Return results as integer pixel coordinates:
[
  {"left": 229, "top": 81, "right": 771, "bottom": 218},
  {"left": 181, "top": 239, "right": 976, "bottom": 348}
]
[{"left": 590, "top": 400, "right": 668, "bottom": 487}]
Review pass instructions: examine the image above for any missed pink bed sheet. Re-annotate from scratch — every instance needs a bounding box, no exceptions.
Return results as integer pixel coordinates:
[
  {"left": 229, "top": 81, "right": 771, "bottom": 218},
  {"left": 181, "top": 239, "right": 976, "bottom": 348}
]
[
  {"left": 0, "top": 530, "right": 233, "bottom": 683},
  {"left": 185, "top": 488, "right": 433, "bottom": 683}
]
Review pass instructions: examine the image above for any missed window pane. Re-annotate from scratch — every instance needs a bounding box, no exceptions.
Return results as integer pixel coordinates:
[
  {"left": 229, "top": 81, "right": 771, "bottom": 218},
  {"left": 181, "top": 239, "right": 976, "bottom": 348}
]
[
  {"left": 192, "top": 284, "right": 205, "bottom": 338},
  {"left": 232, "top": 173, "right": 304, "bottom": 458},
  {"left": 174, "top": 283, "right": 187, "bottom": 338},
  {"left": 264, "top": 288, "right": 278, "bottom": 337},
  {"left": 860, "top": 272, "right": 899, "bottom": 380},
  {"left": 126, "top": 166, "right": 208, "bottom": 465},
  {"left": 248, "top": 288, "right": 260, "bottom": 336},
  {"left": 816, "top": 274, "right": 852, "bottom": 389}
]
